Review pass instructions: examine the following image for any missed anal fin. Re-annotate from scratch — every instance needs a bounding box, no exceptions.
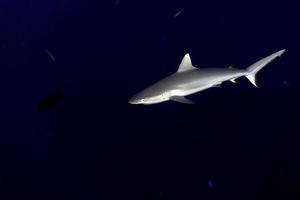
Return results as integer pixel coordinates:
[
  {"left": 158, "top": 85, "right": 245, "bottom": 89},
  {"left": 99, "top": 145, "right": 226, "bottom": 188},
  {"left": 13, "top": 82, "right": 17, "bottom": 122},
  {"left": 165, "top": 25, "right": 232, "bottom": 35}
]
[
  {"left": 212, "top": 82, "right": 222, "bottom": 88},
  {"left": 170, "top": 96, "right": 194, "bottom": 104},
  {"left": 230, "top": 79, "right": 237, "bottom": 83},
  {"left": 213, "top": 83, "right": 222, "bottom": 88}
]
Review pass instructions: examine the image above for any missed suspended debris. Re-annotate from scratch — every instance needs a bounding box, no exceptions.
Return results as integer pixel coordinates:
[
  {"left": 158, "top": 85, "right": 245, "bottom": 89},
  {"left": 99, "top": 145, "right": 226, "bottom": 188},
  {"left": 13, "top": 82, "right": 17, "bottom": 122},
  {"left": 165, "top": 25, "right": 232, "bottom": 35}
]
[
  {"left": 45, "top": 49, "right": 56, "bottom": 63},
  {"left": 38, "top": 90, "right": 62, "bottom": 112},
  {"left": 173, "top": 8, "right": 184, "bottom": 18}
]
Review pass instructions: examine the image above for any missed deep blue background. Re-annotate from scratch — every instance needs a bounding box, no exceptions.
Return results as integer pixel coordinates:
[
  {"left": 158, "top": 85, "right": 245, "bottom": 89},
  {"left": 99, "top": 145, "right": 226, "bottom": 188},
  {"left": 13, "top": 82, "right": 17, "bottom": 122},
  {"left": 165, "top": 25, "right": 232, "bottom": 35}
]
[{"left": 0, "top": 0, "right": 299, "bottom": 199}]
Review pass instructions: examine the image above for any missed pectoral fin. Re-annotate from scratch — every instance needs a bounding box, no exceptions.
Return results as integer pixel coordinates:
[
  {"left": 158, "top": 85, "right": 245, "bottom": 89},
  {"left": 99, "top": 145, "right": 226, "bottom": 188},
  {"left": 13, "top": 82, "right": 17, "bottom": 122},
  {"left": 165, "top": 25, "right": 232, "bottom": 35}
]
[{"left": 170, "top": 96, "right": 194, "bottom": 104}]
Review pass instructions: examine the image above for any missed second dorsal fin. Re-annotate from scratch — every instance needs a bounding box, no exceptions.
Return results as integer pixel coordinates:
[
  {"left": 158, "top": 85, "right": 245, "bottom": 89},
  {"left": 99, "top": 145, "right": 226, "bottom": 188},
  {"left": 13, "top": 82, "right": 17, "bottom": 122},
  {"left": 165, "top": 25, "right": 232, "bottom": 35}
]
[
  {"left": 177, "top": 53, "right": 197, "bottom": 72},
  {"left": 228, "top": 65, "right": 235, "bottom": 69}
]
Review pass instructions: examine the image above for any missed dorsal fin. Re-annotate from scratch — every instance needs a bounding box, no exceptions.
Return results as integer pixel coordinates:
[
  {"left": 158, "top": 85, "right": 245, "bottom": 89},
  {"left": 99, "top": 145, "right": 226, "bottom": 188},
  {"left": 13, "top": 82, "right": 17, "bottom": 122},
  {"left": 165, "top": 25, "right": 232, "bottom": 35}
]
[
  {"left": 228, "top": 65, "right": 235, "bottom": 69},
  {"left": 177, "top": 53, "right": 197, "bottom": 72}
]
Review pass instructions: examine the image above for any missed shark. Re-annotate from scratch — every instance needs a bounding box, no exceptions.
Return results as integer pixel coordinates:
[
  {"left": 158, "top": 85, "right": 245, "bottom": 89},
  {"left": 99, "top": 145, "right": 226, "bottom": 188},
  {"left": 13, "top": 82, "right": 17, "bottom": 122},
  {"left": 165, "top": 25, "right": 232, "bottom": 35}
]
[{"left": 129, "top": 49, "right": 286, "bottom": 105}]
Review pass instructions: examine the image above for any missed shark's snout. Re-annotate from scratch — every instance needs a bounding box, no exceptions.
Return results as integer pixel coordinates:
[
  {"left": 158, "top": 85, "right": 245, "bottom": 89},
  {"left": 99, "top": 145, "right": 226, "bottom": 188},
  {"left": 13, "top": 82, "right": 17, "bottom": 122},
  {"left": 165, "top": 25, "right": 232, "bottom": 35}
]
[
  {"left": 128, "top": 98, "right": 138, "bottom": 104},
  {"left": 128, "top": 95, "right": 142, "bottom": 104}
]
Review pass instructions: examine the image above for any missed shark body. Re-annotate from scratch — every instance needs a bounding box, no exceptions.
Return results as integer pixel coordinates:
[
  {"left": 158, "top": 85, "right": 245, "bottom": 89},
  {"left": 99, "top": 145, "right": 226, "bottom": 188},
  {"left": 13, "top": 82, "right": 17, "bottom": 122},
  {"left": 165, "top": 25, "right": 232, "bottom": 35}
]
[{"left": 129, "top": 49, "right": 286, "bottom": 105}]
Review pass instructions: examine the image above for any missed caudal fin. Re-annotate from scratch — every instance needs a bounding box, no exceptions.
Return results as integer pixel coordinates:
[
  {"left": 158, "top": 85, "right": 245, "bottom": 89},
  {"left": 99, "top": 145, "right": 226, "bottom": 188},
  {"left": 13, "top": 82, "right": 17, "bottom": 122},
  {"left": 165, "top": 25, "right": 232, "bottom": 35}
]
[{"left": 246, "top": 49, "right": 286, "bottom": 87}]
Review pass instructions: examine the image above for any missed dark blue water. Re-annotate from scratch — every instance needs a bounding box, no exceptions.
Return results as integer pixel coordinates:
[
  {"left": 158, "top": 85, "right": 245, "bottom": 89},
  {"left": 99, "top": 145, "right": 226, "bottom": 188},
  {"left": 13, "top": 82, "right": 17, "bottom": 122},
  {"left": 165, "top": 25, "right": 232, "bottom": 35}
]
[{"left": 0, "top": 0, "right": 299, "bottom": 199}]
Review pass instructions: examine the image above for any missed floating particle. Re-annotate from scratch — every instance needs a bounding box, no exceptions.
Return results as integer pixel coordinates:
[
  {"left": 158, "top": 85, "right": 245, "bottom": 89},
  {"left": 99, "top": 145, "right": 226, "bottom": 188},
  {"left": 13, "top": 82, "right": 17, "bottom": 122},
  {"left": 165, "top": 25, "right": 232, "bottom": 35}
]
[
  {"left": 45, "top": 49, "right": 56, "bottom": 63},
  {"left": 38, "top": 90, "right": 61, "bottom": 112},
  {"left": 282, "top": 80, "right": 291, "bottom": 87},
  {"left": 208, "top": 180, "right": 214, "bottom": 189},
  {"left": 173, "top": 8, "right": 184, "bottom": 18}
]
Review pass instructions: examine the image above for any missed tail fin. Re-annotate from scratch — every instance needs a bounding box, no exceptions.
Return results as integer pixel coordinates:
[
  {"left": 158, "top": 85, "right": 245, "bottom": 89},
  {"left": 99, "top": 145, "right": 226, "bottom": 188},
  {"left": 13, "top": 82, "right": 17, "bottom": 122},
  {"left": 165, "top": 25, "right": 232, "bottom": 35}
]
[{"left": 246, "top": 49, "right": 286, "bottom": 87}]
